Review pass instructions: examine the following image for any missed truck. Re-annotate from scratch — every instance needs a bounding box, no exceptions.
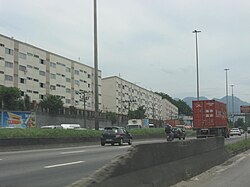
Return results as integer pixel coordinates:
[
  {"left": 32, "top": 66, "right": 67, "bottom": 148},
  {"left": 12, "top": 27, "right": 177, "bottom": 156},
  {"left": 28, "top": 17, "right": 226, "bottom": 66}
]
[
  {"left": 126, "top": 119, "right": 149, "bottom": 130},
  {"left": 193, "top": 100, "right": 229, "bottom": 138}
]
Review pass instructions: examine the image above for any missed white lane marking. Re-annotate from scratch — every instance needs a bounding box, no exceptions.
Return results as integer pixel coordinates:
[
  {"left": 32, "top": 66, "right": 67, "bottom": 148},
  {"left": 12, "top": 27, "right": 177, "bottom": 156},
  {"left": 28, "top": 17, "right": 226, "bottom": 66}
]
[
  {"left": 118, "top": 146, "right": 131, "bottom": 149},
  {"left": 44, "top": 161, "right": 85, "bottom": 169},
  {"left": 60, "top": 150, "right": 86, "bottom": 154}
]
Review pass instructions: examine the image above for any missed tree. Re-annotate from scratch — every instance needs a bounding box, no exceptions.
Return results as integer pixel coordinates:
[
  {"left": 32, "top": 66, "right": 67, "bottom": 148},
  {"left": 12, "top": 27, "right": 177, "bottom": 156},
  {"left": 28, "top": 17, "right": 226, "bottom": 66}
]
[
  {"left": 156, "top": 92, "right": 193, "bottom": 116},
  {"left": 40, "top": 95, "right": 63, "bottom": 114},
  {"left": 234, "top": 118, "right": 244, "bottom": 128},
  {"left": 106, "top": 111, "right": 118, "bottom": 125},
  {"left": 128, "top": 106, "right": 146, "bottom": 119},
  {"left": 0, "top": 86, "right": 22, "bottom": 110}
]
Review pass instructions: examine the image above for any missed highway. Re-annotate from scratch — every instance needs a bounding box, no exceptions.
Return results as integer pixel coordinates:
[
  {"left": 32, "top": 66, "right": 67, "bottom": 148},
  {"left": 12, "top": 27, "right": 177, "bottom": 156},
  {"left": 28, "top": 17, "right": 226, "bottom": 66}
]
[
  {"left": 0, "top": 139, "right": 162, "bottom": 187},
  {"left": 172, "top": 148, "right": 250, "bottom": 187},
  {"left": 0, "top": 136, "right": 245, "bottom": 187}
]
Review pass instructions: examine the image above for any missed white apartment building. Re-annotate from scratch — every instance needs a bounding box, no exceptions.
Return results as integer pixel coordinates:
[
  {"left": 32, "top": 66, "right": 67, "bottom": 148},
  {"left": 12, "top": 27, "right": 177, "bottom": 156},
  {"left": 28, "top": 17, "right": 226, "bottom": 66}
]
[
  {"left": 102, "top": 76, "right": 163, "bottom": 120},
  {"left": 0, "top": 34, "right": 102, "bottom": 111},
  {"left": 161, "top": 99, "right": 178, "bottom": 121}
]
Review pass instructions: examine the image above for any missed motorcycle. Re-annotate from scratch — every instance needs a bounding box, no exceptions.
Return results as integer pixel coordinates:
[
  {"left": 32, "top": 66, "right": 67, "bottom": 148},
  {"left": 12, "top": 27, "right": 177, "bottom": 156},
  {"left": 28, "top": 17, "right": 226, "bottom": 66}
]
[{"left": 166, "top": 132, "right": 174, "bottom": 142}]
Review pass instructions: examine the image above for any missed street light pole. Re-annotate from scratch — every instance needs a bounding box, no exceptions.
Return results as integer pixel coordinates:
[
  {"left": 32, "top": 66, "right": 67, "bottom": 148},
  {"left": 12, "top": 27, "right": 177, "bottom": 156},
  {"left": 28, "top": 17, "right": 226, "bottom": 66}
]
[
  {"left": 192, "top": 30, "right": 201, "bottom": 101},
  {"left": 230, "top": 84, "right": 234, "bottom": 126},
  {"left": 93, "top": 0, "right": 99, "bottom": 130},
  {"left": 224, "top": 68, "right": 229, "bottom": 117}
]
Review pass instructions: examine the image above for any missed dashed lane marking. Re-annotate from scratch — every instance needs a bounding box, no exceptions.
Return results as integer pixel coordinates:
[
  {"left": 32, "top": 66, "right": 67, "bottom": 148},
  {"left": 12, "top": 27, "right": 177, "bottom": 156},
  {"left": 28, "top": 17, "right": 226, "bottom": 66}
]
[{"left": 44, "top": 161, "right": 85, "bottom": 169}]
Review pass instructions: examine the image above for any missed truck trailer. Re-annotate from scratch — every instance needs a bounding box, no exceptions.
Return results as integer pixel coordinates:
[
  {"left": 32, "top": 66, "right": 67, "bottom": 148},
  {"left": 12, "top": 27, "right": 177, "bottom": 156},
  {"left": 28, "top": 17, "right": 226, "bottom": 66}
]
[{"left": 193, "top": 100, "right": 229, "bottom": 138}]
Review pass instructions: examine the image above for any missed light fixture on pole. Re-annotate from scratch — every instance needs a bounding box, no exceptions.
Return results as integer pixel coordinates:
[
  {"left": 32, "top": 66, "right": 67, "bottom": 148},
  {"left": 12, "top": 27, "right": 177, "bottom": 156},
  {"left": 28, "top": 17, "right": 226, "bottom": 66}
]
[
  {"left": 224, "top": 68, "right": 229, "bottom": 116},
  {"left": 192, "top": 30, "right": 201, "bottom": 101}
]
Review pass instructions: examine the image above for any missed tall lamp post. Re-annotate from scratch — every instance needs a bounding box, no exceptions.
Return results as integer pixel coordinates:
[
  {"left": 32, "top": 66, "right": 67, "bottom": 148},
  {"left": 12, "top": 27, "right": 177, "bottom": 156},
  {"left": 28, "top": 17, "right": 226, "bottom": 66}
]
[
  {"left": 192, "top": 30, "right": 201, "bottom": 100},
  {"left": 93, "top": 0, "right": 99, "bottom": 130},
  {"left": 230, "top": 84, "right": 234, "bottom": 126},
  {"left": 224, "top": 68, "right": 229, "bottom": 117}
]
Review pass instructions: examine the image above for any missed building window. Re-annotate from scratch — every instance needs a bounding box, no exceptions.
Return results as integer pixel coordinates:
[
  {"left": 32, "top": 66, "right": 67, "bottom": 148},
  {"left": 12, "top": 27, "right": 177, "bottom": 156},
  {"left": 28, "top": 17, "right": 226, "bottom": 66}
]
[
  {"left": 5, "top": 48, "right": 13, "bottom": 55},
  {"left": 40, "top": 95, "right": 44, "bottom": 100},
  {"left": 27, "top": 52, "right": 33, "bottom": 56},
  {"left": 39, "top": 71, "right": 45, "bottom": 76},
  {"left": 33, "top": 79, "right": 39, "bottom": 82},
  {"left": 40, "top": 59, "right": 45, "bottom": 65},
  {"left": 50, "top": 85, "right": 56, "bottom": 90},
  {"left": 27, "top": 77, "right": 32, "bottom": 80},
  {"left": 50, "top": 62, "right": 56, "bottom": 68},
  {"left": 0, "top": 43, "right": 4, "bottom": 47},
  {"left": 66, "top": 99, "right": 71, "bottom": 104},
  {"left": 66, "top": 78, "right": 71, "bottom": 83},
  {"left": 75, "top": 70, "right": 79, "bottom": 75},
  {"left": 0, "top": 57, "right": 4, "bottom": 61},
  {"left": 27, "top": 90, "right": 32, "bottom": 93},
  {"left": 5, "top": 61, "right": 13, "bottom": 68},
  {"left": 34, "top": 54, "right": 39, "bottom": 58},
  {"left": 40, "top": 83, "right": 45, "bottom": 88},
  {"left": 33, "top": 91, "right": 39, "bottom": 94},
  {"left": 27, "top": 65, "right": 33, "bottom": 69},
  {"left": 75, "top": 80, "right": 79, "bottom": 85},
  {"left": 66, "top": 67, "right": 71, "bottom": 73},
  {"left": 20, "top": 78, "right": 26, "bottom": 84},
  {"left": 19, "top": 52, "right": 27, "bottom": 59},
  {"left": 50, "top": 73, "right": 56, "bottom": 79},
  {"left": 34, "top": 67, "right": 39, "bottom": 70},
  {"left": 66, "top": 88, "right": 71, "bottom": 93},
  {"left": 88, "top": 84, "right": 90, "bottom": 88},
  {"left": 19, "top": 65, "right": 27, "bottom": 72},
  {"left": 0, "top": 71, "right": 4, "bottom": 74},
  {"left": 5, "top": 75, "right": 13, "bottom": 81},
  {"left": 88, "top": 74, "right": 91, "bottom": 78}
]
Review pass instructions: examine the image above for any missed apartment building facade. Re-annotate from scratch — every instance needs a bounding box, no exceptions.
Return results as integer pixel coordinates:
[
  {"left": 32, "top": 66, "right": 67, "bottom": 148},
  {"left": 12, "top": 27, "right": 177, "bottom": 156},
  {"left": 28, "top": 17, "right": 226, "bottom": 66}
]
[
  {"left": 0, "top": 34, "right": 102, "bottom": 112},
  {"left": 102, "top": 76, "right": 166, "bottom": 120},
  {"left": 161, "top": 99, "right": 178, "bottom": 120}
]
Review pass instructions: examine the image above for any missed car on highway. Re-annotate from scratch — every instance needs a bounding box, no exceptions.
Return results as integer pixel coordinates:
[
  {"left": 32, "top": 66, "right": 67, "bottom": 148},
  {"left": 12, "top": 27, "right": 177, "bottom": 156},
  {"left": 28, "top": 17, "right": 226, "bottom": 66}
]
[
  {"left": 229, "top": 128, "right": 241, "bottom": 136},
  {"left": 100, "top": 126, "right": 132, "bottom": 146},
  {"left": 40, "top": 125, "right": 63, "bottom": 129}
]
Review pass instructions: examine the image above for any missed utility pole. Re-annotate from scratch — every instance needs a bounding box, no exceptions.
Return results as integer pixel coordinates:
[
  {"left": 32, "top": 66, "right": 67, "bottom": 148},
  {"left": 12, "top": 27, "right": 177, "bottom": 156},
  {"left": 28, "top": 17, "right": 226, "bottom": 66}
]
[
  {"left": 192, "top": 30, "right": 201, "bottom": 101},
  {"left": 231, "top": 84, "right": 234, "bottom": 127},
  {"left": 1, "top": 98, "right": 3, "bottom": 127},
  {"left": 224, "top": 68, "right": 229, "bottom": 117},
  {"left": 93, "top": 0, "right": 99, "bottom": 130},
  {"left": 79, "top": 91, "right": 89, "bottom": 128}
]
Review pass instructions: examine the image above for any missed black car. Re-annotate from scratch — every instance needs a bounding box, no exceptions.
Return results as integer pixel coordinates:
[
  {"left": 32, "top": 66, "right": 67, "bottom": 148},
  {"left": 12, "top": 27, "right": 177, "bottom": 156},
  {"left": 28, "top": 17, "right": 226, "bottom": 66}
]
[
  {"left": 172, "top": 127, "right": 186, "bottom": 140},
  {"left": 100, "top": 126, "right": 132, "bottom": 146}
]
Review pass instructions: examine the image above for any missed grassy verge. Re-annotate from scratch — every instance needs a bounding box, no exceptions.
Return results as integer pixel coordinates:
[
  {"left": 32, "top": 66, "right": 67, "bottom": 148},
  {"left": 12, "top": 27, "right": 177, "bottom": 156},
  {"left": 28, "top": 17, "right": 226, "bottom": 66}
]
[
  {"left": 0, "top": 128, "right": 102, "bottom": 138},
  {"left": 0, "top": 128, "right": 196, "bottom": 139},
  {"left": 225, "top": 137, "right": 250, "bottom": 155}
]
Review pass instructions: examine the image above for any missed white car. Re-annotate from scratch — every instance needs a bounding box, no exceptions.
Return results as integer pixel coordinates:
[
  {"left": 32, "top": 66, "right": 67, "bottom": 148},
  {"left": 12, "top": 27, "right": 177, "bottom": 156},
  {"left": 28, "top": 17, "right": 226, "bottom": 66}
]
[{"left": 229, "top": 128, "right": 241, "bottom": 136}]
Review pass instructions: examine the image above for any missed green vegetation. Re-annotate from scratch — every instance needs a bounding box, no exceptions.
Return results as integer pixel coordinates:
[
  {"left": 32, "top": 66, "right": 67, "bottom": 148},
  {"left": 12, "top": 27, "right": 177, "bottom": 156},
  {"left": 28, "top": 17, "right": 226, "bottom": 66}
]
[
  {"left": 0, "top": 128, "right": 102, "bottom": 138},
  {"left": 225, "top": 137, "right": 250, "bottom": 155},
  {"left": 128, "top": 106, "right": 146, "bottom": 119},
  {"left": 40, "top": 95, "right": 64, "bottom": 114},
  {"left": 156, "top": 92, "right": 192, "bottom": 116},
  {"left": 0, "top": 86, "right": 32, "bottom": 111},
  {"left": 0, "top": 128, "right": 196, "bottom": 139}
]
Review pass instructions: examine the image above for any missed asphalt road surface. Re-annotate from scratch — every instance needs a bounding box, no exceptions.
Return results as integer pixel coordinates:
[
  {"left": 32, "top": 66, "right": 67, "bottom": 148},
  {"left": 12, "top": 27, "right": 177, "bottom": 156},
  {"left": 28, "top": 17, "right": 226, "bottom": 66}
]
[
  {"left": 0, "top": 136, "right": 245, "bottom": 187},
  {"left": 0, "top": 139, "right": 163, "bottom": 187},
  {"left": 171, "top": 149, "right": 250, "bottom": 187}
]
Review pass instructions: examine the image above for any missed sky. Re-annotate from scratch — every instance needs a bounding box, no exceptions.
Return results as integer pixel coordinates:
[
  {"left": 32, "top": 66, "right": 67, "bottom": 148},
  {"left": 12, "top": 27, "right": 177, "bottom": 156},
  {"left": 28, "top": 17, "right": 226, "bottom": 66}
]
[{"left": 0, "top": 0, "right": 250, "bottom": 102}]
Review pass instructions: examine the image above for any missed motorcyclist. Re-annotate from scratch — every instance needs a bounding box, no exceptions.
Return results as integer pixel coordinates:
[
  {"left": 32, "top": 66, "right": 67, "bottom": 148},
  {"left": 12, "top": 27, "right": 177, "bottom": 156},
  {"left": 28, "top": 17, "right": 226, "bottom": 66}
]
[{"left": 164, "top": 124, "right": 174, "bottom": 141}]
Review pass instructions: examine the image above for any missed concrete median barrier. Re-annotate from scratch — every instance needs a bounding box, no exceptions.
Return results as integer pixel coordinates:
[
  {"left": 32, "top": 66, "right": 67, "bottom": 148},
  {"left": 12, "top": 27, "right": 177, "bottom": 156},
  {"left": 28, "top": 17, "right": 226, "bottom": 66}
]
[{"left": 68, "top": 137, "right": 228, "bottom": 187}]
